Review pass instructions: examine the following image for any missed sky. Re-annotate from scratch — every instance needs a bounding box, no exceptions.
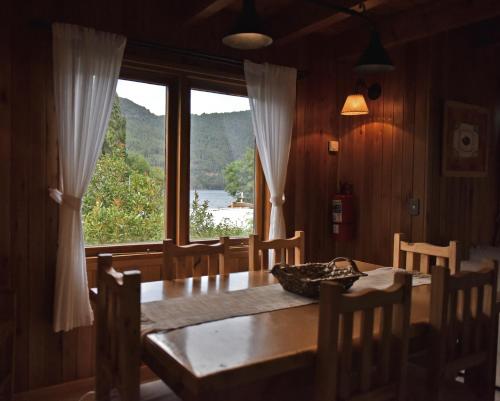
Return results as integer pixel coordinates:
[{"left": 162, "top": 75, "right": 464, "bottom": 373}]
[{"left": 116, "top": 79, "right": 250, "bottom": 116}]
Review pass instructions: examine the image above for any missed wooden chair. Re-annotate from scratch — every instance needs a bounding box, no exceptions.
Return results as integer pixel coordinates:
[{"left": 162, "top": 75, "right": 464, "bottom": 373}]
[
  {"left": 162, "top": 239, "right": 224, "bottom": 280},
  {"left": 0, "top": 290, "right": 15, "bottom": 401},
  {"left": 315, "top": 271, "right": 412, "bottom": 401},
  {"left": 249, "top": 230, "right": 305, "bottom": 270},
  {"left": 393, "top": 233, "right": 459, "bottom": 274},
  {"left": 424, "top": 262, "right": 498, "bottom": 401},
  {"left": 96, "top": 254, "right": 180, "bottom": 401},
  {"left": 219, "top": 236, "right": 249, "bottom": 275}
]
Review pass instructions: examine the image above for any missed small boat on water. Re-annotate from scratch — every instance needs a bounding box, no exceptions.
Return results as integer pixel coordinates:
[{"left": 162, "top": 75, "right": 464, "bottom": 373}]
[{"left": 229, "top": 192, "right": 253, "bottom": 208}]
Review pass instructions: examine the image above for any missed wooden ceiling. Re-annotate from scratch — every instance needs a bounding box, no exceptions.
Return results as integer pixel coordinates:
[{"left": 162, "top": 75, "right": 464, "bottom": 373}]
[
  {"left": 161, "top": 0, "right": 500, "bottom": 56},
  {"left": 178, "top": 0, "right": 422, "bottom": 44}
]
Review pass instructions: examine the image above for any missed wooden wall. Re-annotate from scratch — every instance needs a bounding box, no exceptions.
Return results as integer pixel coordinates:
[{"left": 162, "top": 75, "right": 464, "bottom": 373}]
[
  {"left": 318, "top": 23, "right": 500, "bottom": 266},
  {"left": 0, "top": 0, "right": 12, "bottom": 289},
  {"left": 333, "top": 40, "right": 433, "bottom": 265},
  {"left": 425, "top": 28, "right": 500, "bottom": 251},
  {"left": 9, "top": 21, "right": 61, "bottom": 393},
  {"left": 284, "top": 37, "right": 435, "bottom": 265},
  {"left": 286, "top": 42, "right": 340, "bottom": 263}
]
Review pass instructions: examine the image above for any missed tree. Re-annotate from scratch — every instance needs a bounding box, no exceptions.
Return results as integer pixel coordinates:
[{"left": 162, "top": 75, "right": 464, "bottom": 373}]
[
  {"left": 82, "top": 152, "right": 164, "bottom": 244},
  {"left": 223, "top": 148, "right": 255, "bottom": 202},
  {"left": 82, "top": 96, "right": 164, "bottom": 245},
  {"left": 102, "top": 98, "right": 126, "bottom": 155}
]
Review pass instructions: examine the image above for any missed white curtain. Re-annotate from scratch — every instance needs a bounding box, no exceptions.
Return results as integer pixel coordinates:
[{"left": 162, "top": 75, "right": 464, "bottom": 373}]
[
  {"left": 244, "top": 61, "right": 297, "bottom": 243},
  {"left": 50, "top": 23, "right": 126, "bottom": 332}
]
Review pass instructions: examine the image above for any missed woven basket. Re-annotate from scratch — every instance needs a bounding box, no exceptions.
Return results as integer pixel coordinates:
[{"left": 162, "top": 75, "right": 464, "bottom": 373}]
[{"left": 271, "top": 257, "right": 367, "bottom": 298}]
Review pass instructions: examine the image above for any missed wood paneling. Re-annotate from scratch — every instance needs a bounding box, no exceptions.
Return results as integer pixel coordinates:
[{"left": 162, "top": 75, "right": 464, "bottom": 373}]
[
  {"left": 286, "top": 41, "right": 340, "bottom": 262},
  {"left": 425, "top": 28, "right": 500, "bottom": 253},
  {"left": 288, "top": 20, "right": 499, "bottom": 266},
  {"left": 0, "top": 0, "right": 12, "bottom": 291},
  {"left": 332, "top": 40, "right": 433, "bottom": 265},
  {"left": 287, "top": 38, "right": 432, "bottom": 265},
  {"left": 324, "top": 24, "right": 499, "bottom": 265}
]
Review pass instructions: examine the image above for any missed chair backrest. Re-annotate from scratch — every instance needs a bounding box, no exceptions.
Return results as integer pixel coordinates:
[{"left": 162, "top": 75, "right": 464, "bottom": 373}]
[
  {"left": 0, "top": 290, "right": 15, "bottom": 401},
  {"left": 219, "top": 236, "right": 249, "bottom": 275},
  {"left": 96, "top": 253, "right": 141, "bottom": 401},
  {"left": 162, "top": 239, "right": 224, "bottom": 280},
  {"left": 249, "top": 230, "right": 305, "bottom": 270},
  {"left": 316, "top": 272, "right": 412, "bottom": 401},
  {"left": 393, "top": 233, "right": 459, "bottom": 274},
  {"left": 430, "top": 262, "right": 498, "bottom": 381}
]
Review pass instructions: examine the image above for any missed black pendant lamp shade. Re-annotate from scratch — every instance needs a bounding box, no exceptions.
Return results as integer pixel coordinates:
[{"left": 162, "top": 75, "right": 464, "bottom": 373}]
[
  {"left": 222, "top": 0, "right": 273, "bottom": 50},
  {"left": 354, "top": 30, "right": 395, "bottom": 73}
]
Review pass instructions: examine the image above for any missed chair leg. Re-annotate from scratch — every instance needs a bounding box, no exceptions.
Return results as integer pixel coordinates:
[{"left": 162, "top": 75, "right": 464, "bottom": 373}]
[
  {"left": 462, "top": 363, "right": 497, "bottom": 401},
  {"left": 465, "top": 368, "right": 483, "bottom": 400},
  {"left": 426, "top": 370, "right": 446, "bottom": 401}
]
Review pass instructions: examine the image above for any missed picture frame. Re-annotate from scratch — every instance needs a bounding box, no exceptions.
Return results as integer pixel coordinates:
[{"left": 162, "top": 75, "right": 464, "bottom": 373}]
[{"left": 442, "top": 101, "right": 490, "bottom": 177}]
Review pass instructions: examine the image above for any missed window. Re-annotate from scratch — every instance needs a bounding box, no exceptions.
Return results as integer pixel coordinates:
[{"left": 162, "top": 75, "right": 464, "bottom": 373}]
[
  {"left": 189, "top": 89, "right": 255, "bottom": 240},
  {"left": 83, "top": 79, "right": 167, "bottom": 245},
  {"left": 83, "top": 66, "right": 262, "bottom": 252}
]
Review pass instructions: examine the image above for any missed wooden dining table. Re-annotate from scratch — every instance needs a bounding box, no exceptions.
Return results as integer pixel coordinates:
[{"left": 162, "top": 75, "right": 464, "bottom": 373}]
[{"left": 121, "top": 260, "right": 433, "bottom": 401}]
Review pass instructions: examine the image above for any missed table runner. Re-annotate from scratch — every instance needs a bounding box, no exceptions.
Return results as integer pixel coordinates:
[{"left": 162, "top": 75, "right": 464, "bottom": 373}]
[
  {"left": 141, "top": 283, "right": 315, "bottom": 334},
  {"left": 351, "top": 267, "right": 431, "bottom": 291},
  {"left": 141, "top": 267, "right": 431, "bottom": 334}
]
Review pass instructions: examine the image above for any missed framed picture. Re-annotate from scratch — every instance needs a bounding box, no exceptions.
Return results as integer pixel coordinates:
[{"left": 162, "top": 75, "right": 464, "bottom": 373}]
[{"left": 442, "top": 101, "right": 490, "bottom": 177}]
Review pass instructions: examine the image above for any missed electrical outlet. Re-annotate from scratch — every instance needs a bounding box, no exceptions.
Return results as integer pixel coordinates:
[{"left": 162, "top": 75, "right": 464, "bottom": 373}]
[
  {"left": 328, "top": 140, "right": 339, "bottom": 153},
  {"left": 408, "top": 198, "right": 420, "bottom": 216}
]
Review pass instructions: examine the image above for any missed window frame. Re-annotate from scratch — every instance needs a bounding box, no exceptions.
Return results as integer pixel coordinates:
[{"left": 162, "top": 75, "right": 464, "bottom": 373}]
[{"left": 85, "top": 59, "right": 265, "bottom": 257}]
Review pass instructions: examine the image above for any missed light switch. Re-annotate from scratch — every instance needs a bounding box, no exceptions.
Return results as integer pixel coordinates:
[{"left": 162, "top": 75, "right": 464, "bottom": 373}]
[
  {"left": 408, "top": 198, "right": 420, "bottom": 216},
  {"left": 328, "top": 140, "right": 339, "bottom": 153}
]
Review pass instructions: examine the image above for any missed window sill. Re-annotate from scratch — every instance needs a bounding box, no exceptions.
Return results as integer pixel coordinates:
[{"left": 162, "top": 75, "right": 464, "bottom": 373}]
[
  {"left": 84, "top": 239, "right": 222, "bottom": 257},
  {"left": 85, "top": 242, "right": 163, "bottom": 257}
]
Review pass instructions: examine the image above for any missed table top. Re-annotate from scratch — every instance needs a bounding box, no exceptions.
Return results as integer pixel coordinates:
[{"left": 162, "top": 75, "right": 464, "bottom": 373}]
[{"left": 138, "top": 261, "right": 432, "bottom": 398}]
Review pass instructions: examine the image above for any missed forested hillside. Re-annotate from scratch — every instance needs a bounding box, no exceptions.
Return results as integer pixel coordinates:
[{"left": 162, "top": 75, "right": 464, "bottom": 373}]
[
  {"left": 119, "top": 97, "right": 254, "bottom": 189},
  {"left": 119, "top": 97, "right": 165, "bottom": 168}
]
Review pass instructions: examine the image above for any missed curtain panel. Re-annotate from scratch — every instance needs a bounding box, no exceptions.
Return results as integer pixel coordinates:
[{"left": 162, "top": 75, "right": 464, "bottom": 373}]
[
  {"left": 244, "top": 61, "right": 297, "bottom": 247},
  {"left": 50, "top": 23, "right": 126, "bottom": 332}
]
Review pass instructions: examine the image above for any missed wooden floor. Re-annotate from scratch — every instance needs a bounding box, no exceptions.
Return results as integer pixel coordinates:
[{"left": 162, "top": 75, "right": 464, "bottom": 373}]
[
  {"left": 13, "top": 367, "right": 157, "bottom": 401},
  {"left": 12, "top": 334, "right": 500, "bottom": 401},
  {"left": 12, "top": 375, "right": 500, "bottom": 401}
]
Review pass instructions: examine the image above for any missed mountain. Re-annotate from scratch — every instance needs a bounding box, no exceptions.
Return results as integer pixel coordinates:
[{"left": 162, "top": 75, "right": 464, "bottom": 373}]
[
  {"left": 119, "top": 97, "right": 165, "bottom": 169},
  {"left": 119, "top": 96, "right": 254, "bottom": 190}
]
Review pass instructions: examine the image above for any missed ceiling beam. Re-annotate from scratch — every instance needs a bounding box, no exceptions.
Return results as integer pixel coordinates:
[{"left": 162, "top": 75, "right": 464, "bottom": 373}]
[
  {"left": 331, "top": 0, "right": 500, "bottom": 59},
  {"left": 275, "top": 0, "right": 391, "bottom": 46},
  {"left": 185, "top": 0, "right": 237, "bottom": 26}
]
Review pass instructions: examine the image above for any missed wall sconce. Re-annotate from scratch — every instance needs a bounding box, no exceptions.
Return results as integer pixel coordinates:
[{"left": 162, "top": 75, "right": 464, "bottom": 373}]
[{"left": 341, "top": 79, "right": 381, "bottom": 116}]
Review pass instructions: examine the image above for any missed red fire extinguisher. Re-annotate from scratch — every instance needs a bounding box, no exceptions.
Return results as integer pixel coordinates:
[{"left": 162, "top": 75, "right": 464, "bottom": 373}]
[{"left": 332, "top": 182, "right": 355, "bottom": 241}]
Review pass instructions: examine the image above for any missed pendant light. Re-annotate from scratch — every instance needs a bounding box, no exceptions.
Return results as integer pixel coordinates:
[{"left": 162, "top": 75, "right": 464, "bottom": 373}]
[
  {"left": 354, "top": 30, "right": 394, "bottom": 73},
  {"left": 222, "top": 0, "right": 273, "bottom": 50}
]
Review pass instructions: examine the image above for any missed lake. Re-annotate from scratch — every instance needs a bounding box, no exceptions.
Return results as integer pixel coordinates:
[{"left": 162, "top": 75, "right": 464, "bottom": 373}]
[
  {"left": 190, "top": 190, "right": 253, "bottom": 225},
  {"left": 190, "top": 189, "right": 235, "bottom": 209}
]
